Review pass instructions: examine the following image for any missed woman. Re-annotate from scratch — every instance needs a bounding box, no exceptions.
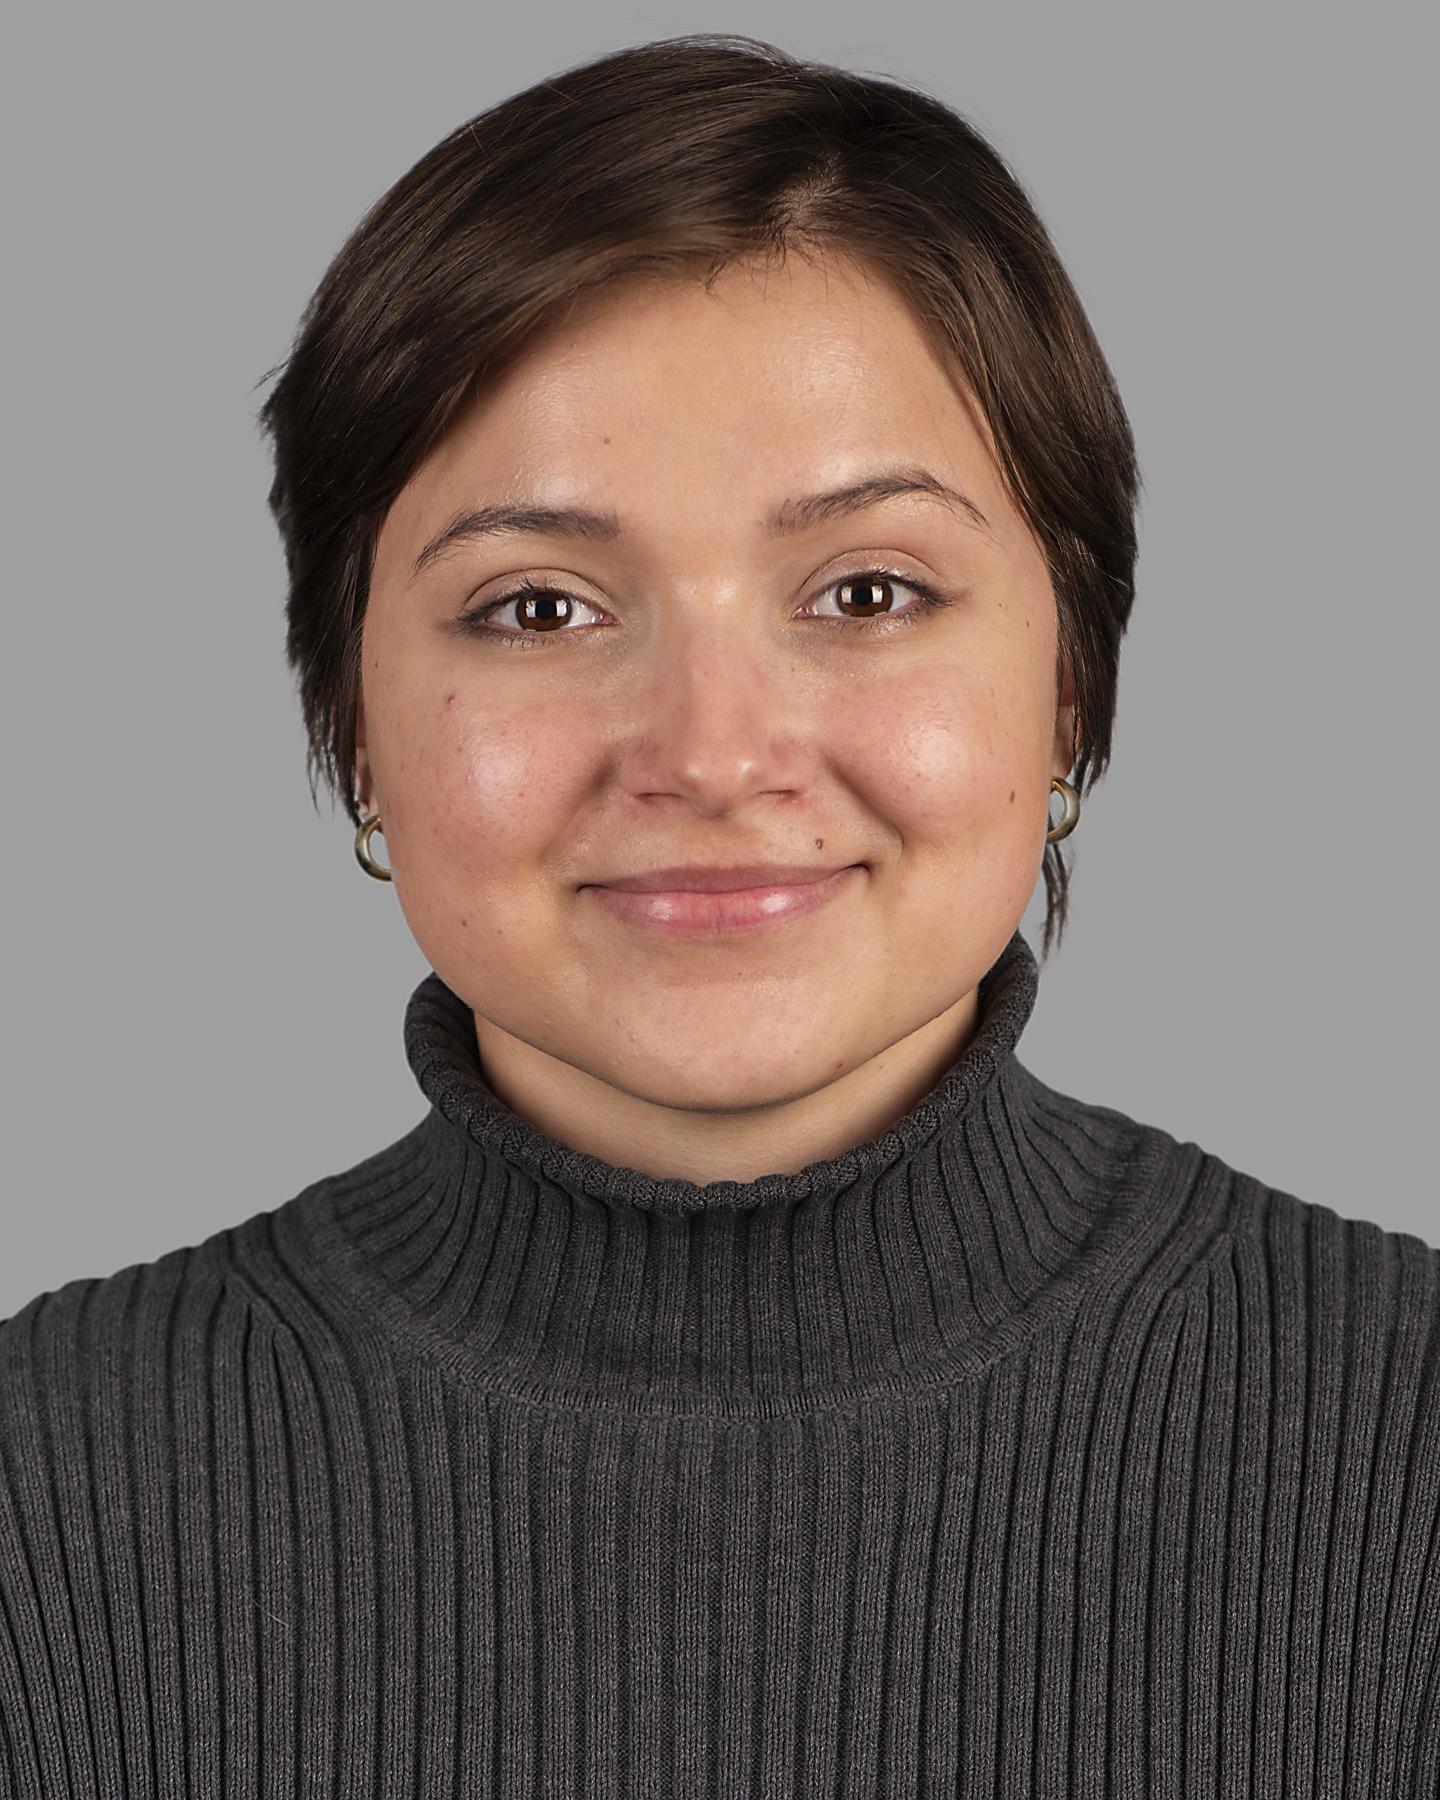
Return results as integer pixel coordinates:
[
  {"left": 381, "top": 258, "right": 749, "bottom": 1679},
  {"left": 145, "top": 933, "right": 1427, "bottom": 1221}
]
[{"left": 2, "top": 33, "right": 1435, "bottom": 1798}]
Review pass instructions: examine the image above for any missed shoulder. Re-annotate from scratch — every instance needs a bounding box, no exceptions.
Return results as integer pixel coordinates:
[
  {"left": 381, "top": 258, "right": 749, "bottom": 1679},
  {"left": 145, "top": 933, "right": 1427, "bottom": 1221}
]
[
  {"left": 0, "top": 1185, "right": 332, "bottom": 1466},
  {"left": 1038, "top": 1066, "right": 1440, "bottom": 1371},
  {"left": 0, "top": 1118, "right": 438, "bottom": 1444},
  {"left": 1148, "top": 1129, "right": 1440, "bottom": 1747},
  {"left": 0, "top": 1194, "right": 345, "bottom": 1644},
  {"left": 1107, "top": 1106, "right": 1440, "bottom": 1428},
  {"left": 0, "top": 1228, "right": 235, "bottom": 1449},
  {"left": 1022, "top": 1064, "right": 1440, "bottom": 1320},
  {"left": 0, "top": 1142, "right": 409, "bottom": 1482},
  {"left": 1194, "top": 1135, "right": 1440, "bottom": 1322}
]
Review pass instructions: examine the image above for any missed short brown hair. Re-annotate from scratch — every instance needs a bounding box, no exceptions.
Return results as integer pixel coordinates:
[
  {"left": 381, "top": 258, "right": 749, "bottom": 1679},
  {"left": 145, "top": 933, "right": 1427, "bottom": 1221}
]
[{"left": 256, "top": 33, "right": 1139, "bottom": 959}]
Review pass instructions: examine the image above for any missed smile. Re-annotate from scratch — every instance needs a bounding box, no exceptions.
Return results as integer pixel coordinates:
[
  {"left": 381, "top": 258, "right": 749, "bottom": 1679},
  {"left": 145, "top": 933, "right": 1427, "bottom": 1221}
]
[{"left": 581, "top": 865, "right": 864, "bottom": 938}]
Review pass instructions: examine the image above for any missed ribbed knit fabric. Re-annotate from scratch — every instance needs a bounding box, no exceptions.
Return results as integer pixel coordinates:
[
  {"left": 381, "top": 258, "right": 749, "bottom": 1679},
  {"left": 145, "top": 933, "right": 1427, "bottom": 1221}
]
[{"left": 2, "top": 925, "right": 1437, "bottom": 1797}]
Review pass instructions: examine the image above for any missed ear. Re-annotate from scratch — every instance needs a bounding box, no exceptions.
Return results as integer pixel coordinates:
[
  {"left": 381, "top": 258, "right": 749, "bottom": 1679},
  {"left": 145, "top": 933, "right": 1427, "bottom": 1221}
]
[
  {"left": 354, "top": 698, "right": 373, "bottom": 815},
  {"left": 1052, "top": 664, "right": 1077, "bottom": 781}
]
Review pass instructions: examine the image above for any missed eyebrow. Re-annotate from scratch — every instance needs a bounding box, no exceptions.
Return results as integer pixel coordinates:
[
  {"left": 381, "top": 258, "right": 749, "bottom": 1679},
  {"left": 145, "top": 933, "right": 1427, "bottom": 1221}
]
[{"left": 408, "top": 464, "right": 992, "bottom": 579}]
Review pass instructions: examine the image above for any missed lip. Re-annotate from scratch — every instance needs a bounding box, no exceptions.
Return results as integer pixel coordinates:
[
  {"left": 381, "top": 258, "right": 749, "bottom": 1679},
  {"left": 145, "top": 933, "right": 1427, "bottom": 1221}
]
[
  {"left": 582, "top": 864, "right": 864, "bottom": 937},
  {"left": 591, "top": 863, "right": 854, "bottom": 893}
]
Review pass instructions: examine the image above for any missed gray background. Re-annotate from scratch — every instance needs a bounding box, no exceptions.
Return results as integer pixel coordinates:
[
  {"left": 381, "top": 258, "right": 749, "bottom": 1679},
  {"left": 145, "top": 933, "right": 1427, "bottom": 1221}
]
[{"left": 4, "top": 4, "right": 1435, "bottom": 1320}]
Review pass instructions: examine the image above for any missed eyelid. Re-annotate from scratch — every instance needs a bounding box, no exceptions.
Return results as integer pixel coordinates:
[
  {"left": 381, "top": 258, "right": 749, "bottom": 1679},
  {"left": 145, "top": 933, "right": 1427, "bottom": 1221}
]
[
  {"left": 468, "top": 558, "right": 936, "bottom": 615},
  {"left": 460, "top": 560, "right": 952, "bottom": 639},
  {"left": 803, "top": 565, "right": 932, "bottom": 617}
]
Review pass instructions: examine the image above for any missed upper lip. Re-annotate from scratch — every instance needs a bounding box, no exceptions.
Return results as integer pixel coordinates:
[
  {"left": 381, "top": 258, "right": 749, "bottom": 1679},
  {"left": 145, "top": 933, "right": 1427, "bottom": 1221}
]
[{"left": 588, "top": 862, "right": 860, "bottom": 893}]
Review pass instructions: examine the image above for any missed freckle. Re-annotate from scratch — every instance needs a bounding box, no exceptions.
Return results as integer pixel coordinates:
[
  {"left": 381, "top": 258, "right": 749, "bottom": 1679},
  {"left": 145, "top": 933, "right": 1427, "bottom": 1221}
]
[{"left": 1009, "top": 789, "right": 1015, "bottom": 803}]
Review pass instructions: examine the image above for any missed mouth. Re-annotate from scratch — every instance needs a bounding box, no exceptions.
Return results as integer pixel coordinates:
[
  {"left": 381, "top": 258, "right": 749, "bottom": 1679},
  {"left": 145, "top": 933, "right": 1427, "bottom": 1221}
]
[
  {"left": 586, "top": 861, "right": 860, "bottom": 893},
  {"left": 580, "top": 864, "right": 865, "bottom": 938}
]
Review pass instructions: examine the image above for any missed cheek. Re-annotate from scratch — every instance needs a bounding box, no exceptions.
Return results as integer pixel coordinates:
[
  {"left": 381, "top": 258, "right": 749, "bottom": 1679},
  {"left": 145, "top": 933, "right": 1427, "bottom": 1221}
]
[
  {"left": 389, "top": 691, "right": 579, "bottom": 881},
  {"left": 845, "top": 666, "right": 1042, "bottom": 838}
]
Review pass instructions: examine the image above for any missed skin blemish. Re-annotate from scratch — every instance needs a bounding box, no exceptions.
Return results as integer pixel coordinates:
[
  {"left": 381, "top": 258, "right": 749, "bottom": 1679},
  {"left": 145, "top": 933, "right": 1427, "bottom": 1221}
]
[{"left": 1009, "top": 789, "right": 1015, "bottom": 803}]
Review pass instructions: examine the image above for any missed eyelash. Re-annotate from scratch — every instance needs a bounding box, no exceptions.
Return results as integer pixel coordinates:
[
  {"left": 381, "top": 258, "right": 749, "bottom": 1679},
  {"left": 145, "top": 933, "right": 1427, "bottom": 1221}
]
[{"left": 456, "top": 567, "right": 955, "bottom": 649}]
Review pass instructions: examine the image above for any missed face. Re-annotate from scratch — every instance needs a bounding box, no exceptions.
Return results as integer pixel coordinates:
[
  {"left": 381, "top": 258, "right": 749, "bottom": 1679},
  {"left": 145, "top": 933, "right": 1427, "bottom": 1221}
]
[{"left": 359, "top": 251, "right": 1075, "bottom": 1180}]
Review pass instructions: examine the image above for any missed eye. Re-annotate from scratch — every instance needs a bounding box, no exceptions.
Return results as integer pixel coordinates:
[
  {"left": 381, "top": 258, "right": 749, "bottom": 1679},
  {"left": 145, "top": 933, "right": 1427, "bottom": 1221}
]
[
  {"left": 803, "top": 568, "right": 953, "bottom": 632},
  {"left": 459, "top": 576, "right": 604, "bottom": 641},
  {"left": 457, "top": 566, "right": 955, "bottom": 647}
]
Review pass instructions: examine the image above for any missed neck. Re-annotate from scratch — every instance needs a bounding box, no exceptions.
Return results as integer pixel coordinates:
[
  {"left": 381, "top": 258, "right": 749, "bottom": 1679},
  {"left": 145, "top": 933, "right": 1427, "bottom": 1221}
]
[
  {"left": 469, "top": 988, "right": 984, "bottom": 1187},
  {"left": 305, "top": 927, "right": 1143, "bottom": 1411}
]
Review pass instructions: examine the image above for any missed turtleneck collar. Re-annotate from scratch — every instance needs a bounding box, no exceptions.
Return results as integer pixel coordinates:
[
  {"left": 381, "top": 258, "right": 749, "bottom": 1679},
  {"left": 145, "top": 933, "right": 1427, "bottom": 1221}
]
[{"left": 306, "top": 926, "right": 1146, "bottom": 1413}]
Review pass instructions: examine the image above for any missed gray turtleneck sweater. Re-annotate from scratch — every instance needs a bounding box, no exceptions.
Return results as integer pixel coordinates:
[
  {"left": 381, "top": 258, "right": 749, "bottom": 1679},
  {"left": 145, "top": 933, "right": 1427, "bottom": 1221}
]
[{"left": 2, "top": 929, "right": 1437, "bottom": 1797}]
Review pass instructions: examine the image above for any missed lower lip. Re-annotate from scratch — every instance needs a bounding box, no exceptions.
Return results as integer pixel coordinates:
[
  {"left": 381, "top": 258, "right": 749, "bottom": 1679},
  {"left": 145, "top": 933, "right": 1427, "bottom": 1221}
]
[{"left": 582, "top": 865, "right": 864, "bottom": 937}]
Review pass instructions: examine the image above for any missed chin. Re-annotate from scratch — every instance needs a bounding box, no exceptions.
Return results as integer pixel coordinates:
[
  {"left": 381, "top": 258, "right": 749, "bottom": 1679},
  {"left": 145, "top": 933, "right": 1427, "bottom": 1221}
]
[{"left": 608, "top": 1037, "right": 846, "bottom": 1118}]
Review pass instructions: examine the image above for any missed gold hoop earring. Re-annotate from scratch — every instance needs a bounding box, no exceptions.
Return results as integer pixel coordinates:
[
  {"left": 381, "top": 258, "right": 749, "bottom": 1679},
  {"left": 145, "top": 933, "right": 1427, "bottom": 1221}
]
[
  {"left": 1046, "top": 776, "right": 1080, "bottom": 843},
  {"left": 355, "top": 812, "right": 393, "bottom": 881}
]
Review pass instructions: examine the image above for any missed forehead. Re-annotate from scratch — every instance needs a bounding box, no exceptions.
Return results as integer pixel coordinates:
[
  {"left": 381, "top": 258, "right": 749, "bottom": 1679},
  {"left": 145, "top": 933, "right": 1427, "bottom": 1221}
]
[{"left": 378, "top": 252, "right": 1013, "bottom": 566}]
